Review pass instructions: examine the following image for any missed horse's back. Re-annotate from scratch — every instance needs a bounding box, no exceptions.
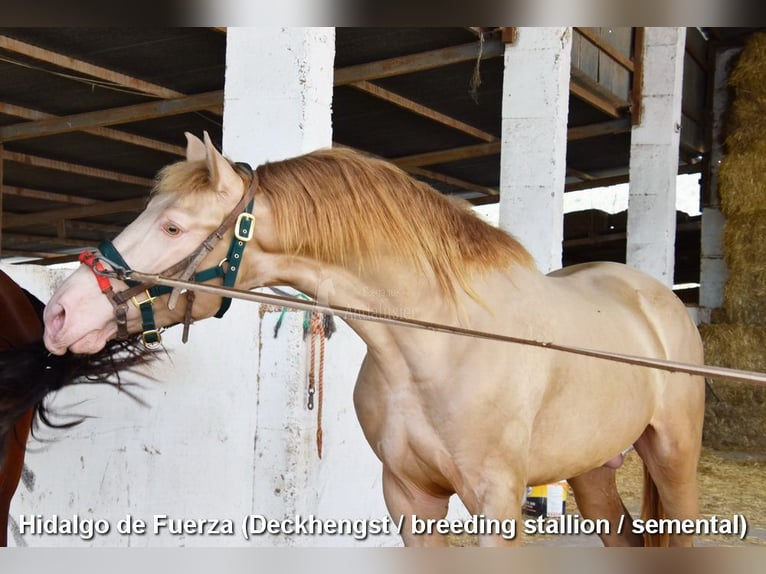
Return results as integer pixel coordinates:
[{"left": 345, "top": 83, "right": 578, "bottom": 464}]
[{"left": 547, "top": 261, "right": 703, "bottom": 364}]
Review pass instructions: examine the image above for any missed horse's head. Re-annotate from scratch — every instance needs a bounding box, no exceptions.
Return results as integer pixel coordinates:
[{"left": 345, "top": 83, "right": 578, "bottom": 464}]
[{"left": 44, "top": 132, "right": 263, "bottom": 355}]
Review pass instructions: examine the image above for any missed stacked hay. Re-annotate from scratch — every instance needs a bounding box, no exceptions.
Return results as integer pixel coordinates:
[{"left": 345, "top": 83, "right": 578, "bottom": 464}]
[{"left": 703, "top": 33, "right": 766, "bottom": 451}]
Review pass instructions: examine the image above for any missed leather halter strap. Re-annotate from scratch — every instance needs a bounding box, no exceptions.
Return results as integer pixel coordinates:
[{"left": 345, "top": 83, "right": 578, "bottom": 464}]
[{"left": 80, "top": 164, "right": 259, "bottom": 346}]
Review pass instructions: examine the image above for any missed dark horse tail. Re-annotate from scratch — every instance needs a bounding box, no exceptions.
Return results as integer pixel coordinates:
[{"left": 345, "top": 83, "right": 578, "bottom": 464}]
[{"left": 0, "top": 281, "right": 158, "bottom": 463}]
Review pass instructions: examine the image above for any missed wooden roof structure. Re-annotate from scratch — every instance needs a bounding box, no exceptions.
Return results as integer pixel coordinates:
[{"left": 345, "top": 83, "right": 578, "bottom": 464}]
[{"left": 0, "top": 27, "right": 761, "bottom": 301}]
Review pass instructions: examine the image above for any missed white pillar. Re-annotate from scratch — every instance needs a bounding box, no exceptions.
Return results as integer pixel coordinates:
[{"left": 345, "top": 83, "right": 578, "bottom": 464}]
[
  {"left": 699, "top": 46, "right": 738, "bottom": 321},
  {"left": 498, "top": 27, "right": 572, "bottom": 274},
  {"left": 626, "top": 27, "right": 686, "bottom": 287}
]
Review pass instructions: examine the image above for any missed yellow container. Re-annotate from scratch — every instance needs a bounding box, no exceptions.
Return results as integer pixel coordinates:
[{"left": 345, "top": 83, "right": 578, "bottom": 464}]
[{"left": 522, "top": 481, "right": 568, "bottom": 518}]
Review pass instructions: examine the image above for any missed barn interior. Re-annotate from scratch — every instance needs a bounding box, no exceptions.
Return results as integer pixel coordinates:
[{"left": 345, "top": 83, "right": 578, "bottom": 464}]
[{"left": 0, "top": 27, "right": 761, "bottom": 304}]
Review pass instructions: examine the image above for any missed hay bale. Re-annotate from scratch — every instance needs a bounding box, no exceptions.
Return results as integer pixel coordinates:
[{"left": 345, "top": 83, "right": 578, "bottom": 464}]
[
  {"left": 701, "top": 324, "right": 766, "bottom": 451},
  {"left": 718, "top": 140, "right": 766, "bottom": 216},
  {"left": 723, "top": 271, "right": 766, "bottom": 325},
  {"left": 725, "top": 94, "right": 766, "bottom": 152},
  {"left": 729, "top": 32, "right": 766, "bottom": 94},
  {"left": 724, "top": 211, "right": 766, "bottom": 272}
]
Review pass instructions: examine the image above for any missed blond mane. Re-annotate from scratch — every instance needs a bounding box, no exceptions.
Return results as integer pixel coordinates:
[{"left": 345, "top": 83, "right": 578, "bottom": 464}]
[{"left": 257, "top": 148, "right": 535, "bottom": 301}]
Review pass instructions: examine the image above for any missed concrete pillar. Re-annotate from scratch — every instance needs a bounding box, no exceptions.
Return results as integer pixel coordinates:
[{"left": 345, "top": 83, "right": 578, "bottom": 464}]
[
  {"left": 626, "top": 27, "right": 686, "bottom": 287},
  {"left": 699, "top": 46, "right": 738, "bottom": 322},
  {"left": 498, "top": 27, "right": 572, "bottom": 274}
]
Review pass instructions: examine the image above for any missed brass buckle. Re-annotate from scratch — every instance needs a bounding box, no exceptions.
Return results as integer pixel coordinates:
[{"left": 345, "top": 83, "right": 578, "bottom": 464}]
[
  {"left": 234, "top": 213, "right": 255, "bottom": 242},
  {"left": 131, "top": 290, "right": 156, "bottom": 309},
  {"left": 141, "top": 329, "right": 162, "bottom": 347}
]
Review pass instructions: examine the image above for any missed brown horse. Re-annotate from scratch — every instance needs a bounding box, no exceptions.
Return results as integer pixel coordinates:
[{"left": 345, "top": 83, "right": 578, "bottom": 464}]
[
  {"left": 0, "top": 269, "right": 153, "bottom": 546},
  {"left": 42, "top": 132, "right": 705, "bottom": 546}
]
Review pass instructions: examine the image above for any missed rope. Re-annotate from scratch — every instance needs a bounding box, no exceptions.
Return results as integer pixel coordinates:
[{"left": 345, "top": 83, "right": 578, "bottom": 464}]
[
  {"left": 308, "top": 312, "right": 326, "bottom": 459},
  {"left": 107, "top": 271, "right": 766, "bottom": 388}
]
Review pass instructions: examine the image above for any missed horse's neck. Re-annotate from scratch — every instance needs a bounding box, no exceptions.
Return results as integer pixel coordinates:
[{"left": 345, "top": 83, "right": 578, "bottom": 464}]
[{"left": 240, "top": 252, "right": 453, "bottom": 350}]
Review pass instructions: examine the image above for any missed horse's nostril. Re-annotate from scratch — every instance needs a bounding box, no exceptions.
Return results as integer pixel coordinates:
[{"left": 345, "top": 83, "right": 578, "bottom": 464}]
[{"left": 47, "top": 304, "right": 66, "bottom": 337}]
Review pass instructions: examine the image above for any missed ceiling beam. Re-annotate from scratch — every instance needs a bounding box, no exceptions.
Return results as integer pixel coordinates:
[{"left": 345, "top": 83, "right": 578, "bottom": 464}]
[
  {"left": 0, "top": 101, "right": 184, "bottom": 156},
  {"left": 2, "top": 184, "right": 98, "bottom": 205},
  {"left": 0, "top": 90, "right": 223, "bottom": 142},
  {"left": 0, "top": 35, "right": 184, "bottom": 99},
  {"left": 574, "top": 28, "right": 635, "bottom": 72},
  {"left": 2, "top": 197, "right": 147, "bottom": 230},
  {"left": 350, "top": 80, "right": 497, "bottom": 142},
  {"left": 407, "top": 166, "right": 498, "bottom": 196},
  {"left": 3, "top": 231, "right": 95, "bottom": 248},
  {"left": 569, "top": 67, "right": 630, "bottom": 119},
  {"left": 334, "top": 39, "right": 505, "bottom": 86},
  {"left": 393, "top": 141, "right": 501, "bottom": 169},
  {"left": 567, "top": 118, "right": 631, "bottom": 140},
  {"left": 2, "top": 150, "right": 154, "bottom": 187}
]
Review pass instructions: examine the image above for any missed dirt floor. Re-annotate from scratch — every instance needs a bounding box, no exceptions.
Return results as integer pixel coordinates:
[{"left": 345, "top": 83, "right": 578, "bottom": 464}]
[{"left": 448, "top": 448, "right": 766, "bottom": 547}]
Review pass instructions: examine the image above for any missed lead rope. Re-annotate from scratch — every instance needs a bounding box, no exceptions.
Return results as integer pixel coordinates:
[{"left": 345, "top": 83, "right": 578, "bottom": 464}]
[{"left": 307, "top": 312, "right": 326, "bottom": 459}]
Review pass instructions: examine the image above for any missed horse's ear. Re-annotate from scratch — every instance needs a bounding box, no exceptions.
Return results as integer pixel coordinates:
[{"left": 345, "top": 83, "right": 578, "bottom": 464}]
[
  {"left": 185, "top": 132, "right": 206, "bottom": 162},
  {"left": 203, "top": 131, "right": 242, "bottom": 206}
]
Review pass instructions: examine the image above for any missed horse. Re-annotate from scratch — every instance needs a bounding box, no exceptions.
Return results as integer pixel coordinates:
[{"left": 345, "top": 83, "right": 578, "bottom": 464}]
[
  {"left": 0, "top": 269, "right": 154, "bottom": 546},
  {"left": 41, "top": 132, "right": 705, "bottom": 547}
]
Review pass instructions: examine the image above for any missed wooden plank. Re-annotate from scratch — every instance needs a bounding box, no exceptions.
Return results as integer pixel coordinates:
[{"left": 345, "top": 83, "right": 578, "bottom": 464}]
[
  {"left": 631, "top": 27, "right": 646, "bottom": 125},
  {"left": 564, "top": 163, "right": 701, "bottom": 192},
  {"left": 0, "top": 101, "right": 184, "bottom": 155},
  {"left": 406, "top": 166, "right": 498, "bottom": 196},
  {"left": 334, "top": 39, "right": 505, "bottom": 86},
  {"left": 351, "top": 80, "right": 496, "bottom": 142},
  {"left": 2, "top": 185, "right": 98, "bottom": 205},
  {"left": 3, "top": 231, "right": 94, "bottom": 248},
  {"left": 2, "top": 151, "right": 154, "bottom": 187},
  {"left": 570, "top": 66, "right": 630, "bottom": 118},
  {"left": 0, "top": 90, "right": 223, "bottom": 142},
  {"left": 575, "top": 27, "right": 634, "bottom": 72},
  {"left": 65, "top": 219, "right": 124, "bottom": 236},
  {"left": 0, "top": 35, "right": 183, "bottom": 99},
  {"left": 392, "top": 141, "right": 501, "bottom": 168},
  {"left": 568, "top": 118, "right": 631, "bottom": 140},
  {"left": 596, "top": 28, "right": 632, "bottom": 101},
  {"left": 4, "top": 251, "right": 82, "bottom": 265},
  {"left": 2, "top": 197, "right": 146, "bottom": 230}
]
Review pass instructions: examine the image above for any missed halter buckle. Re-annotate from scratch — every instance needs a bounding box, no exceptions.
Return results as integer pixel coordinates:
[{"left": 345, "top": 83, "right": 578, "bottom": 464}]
[
  {"left": 131, "top": 290, "right": 157, "bottom": 309},
  {"left": 141, "top": 329, "right": 162, "bottom": 347},
  {"left": 234, "top": 212, "right": 255, "bottom": 242}
]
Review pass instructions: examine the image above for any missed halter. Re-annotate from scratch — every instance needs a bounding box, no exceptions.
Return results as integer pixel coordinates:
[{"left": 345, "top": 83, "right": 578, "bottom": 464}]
[{"left": 79, "top": 162, "right": 258, "bottom": 348}]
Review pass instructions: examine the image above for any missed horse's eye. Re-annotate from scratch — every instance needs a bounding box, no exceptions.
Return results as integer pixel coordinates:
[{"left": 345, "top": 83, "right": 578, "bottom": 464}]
[{"left": 163, "top": 223, "right": 181, "bottom": 236}]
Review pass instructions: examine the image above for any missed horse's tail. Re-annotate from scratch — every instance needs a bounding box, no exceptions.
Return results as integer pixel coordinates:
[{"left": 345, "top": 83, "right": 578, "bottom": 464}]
[{"left": 640, "top": 462, "right": 669, "bottom": 547}]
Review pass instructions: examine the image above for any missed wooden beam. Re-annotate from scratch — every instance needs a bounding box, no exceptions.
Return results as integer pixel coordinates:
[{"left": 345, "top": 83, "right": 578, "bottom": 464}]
[
  {"left": 2, "top": 185, "right": 98, "bottom": 206},
  {"left": 1, "top": 249, "right": 80, "bottom": 263},
  {"left": 0, "top": 91, "right": 223, "bottom": 143},
  {"left": 631, "top": 27, "right": 646, "bottom": 125},
  {"left": 0, "top": 101, "right": 184, "bottom": 156},
  {"left": 2, "top": 197, "right": 146, "bottom": 230},
  {"left": 334, "top": 39, "right": 505, "bottom": 86},
  {"left": 407, "top": 166, "right": 498, "bottom": 196},
  {"left": 2, "top": 151, "right": 154, "bottom": 187},
  {"left": 3, "top": 231, "right": 95, "bottom": 248},
  {"left": 564, "top": 220, "right": 700, "bottom": 248},
  {"left": 350, "top": 80, "right": 497, "bottom": 142},
  {"left": 567, "top": 118, "right": 631, "bottom": 140},
  {"left": 566, "top": 166, "right": 596, "bottom": 181},
  {"left": 575, "top": 28, "right": 635, "bottom": 72},
  {"left": 569, "top": 66, "right": 630, "bottom": 119},
  {"left": 564, "top": 163, "right": 702, "bottom": 192},
  {"left": 0, "top": 35, "right": 183, "bottom": 99},
  {"left": 393, "top": 141, "right": 501, "bottom": 169},
  {"left": 65, "top": 219, "right": 124, "bottom": 236}
]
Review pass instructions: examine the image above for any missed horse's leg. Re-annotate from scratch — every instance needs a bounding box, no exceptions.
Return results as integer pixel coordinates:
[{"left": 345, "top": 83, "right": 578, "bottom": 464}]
[
  {"left": 634, "top": 417, "right": 702, "bottom": 548},
  {"left": 381, "top": 467, "right": 452, "bottom": 547},
  {"left": 0, "top": 408, "right": 35, "bottom": 547},
  {"left": 568, "top": 466, "right": 644, "bottom": 547}
]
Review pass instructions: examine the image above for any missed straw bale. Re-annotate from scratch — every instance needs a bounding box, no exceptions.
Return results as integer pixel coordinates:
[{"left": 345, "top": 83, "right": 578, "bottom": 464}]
[
  {"left": 723, "top": 270, "right": 766, "bottom": 325},
  {"left": 729, "top": 32, "right": 766, "bottom": 94},
  {"left": 725, "top": 94, "right": 766, "bottom": 152},
  {"left": 701, "top": 324, "right": 766, "bottom": 451},
  {"left": 724, "top": 211, "right": 766, "bottom": 272},
  {"left": 718, "top": 140, "right": 766, "bottom": 216}
]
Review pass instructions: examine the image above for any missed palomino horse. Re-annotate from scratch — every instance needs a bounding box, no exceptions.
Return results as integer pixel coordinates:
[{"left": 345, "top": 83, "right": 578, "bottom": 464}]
[
  {"left": 0, "top": 269, "right": 153, "bottom": 546},
  {"left": 43, "top": 132, "right": 705, "bottom": 547}
]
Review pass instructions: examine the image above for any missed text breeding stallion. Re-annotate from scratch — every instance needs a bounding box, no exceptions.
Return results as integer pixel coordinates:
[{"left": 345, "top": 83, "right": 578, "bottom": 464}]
[{"left": 42, "top": 133, "right": 705, "bottom": 546}]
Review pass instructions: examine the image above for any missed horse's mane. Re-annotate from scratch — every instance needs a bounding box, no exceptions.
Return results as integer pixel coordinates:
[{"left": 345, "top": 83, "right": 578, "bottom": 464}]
[
  {"left": 258, "top": 148, "right": 535, "bottom": 300},
  {"left": 155, "top": 147, "right": 535, "bottom": 301},
  {"left": 0, "top": 290, "right": 158, "bottom": 463}
]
